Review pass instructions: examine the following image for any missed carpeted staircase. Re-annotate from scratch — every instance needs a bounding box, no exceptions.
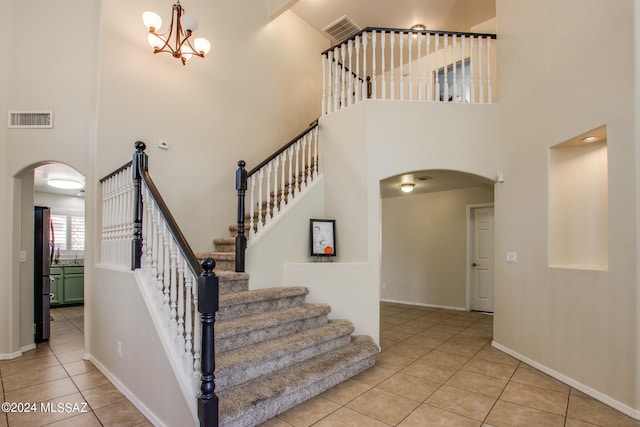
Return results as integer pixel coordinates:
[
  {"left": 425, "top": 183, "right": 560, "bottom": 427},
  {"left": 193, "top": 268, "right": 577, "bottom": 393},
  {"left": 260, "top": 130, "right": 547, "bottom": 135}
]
[{"left": 196, "top": 232, "right": 379, "bottom": 427}]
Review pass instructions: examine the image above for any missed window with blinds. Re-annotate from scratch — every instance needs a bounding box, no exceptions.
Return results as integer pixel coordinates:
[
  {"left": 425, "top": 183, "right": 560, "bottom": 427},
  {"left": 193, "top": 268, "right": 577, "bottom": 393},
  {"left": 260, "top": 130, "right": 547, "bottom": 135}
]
[{"left": 51, "top": 214, "right": 84, "bottom": 251}]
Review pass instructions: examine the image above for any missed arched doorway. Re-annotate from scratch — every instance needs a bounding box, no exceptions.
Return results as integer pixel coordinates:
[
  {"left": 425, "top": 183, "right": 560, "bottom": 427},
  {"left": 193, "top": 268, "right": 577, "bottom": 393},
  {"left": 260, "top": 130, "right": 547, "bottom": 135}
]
[
  {"left": 379, "top": 169, "right": 495, "bottom": 312},
  {"left": 12, "top": 162, "right": 85, "bottom": 351}
]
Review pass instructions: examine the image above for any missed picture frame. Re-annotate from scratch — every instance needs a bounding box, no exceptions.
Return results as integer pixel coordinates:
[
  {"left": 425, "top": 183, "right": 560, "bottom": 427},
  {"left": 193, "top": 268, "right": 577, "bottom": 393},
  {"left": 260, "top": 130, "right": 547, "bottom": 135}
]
[{"left": 310, "top": 219, "right": 336, "bottom": 257}]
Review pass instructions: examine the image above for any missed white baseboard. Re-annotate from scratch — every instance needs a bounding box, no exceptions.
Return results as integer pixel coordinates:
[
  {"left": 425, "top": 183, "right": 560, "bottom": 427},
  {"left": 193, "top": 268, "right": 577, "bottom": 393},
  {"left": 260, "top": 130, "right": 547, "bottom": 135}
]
[
  {"left": 380, "top": 298, "right": 466, "bottom": 311},
  {"left": 491, "top": 341, "right": 640, "bottom": 420},
  {"left": 0, "top": 343, "right": 37, "bottom": 360},
  {"left": 85, "top": 354, "right": 167, "bottom": 427}
]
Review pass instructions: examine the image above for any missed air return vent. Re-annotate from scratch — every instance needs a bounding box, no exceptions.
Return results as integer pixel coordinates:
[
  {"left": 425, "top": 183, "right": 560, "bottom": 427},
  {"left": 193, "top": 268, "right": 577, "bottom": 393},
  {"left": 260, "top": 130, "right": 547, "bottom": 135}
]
[
  {"left": 322, "top": 15, "right": 361, "bottom": 44},
  {"left": 8, "top": 111, "right": 53, "bottom": 129}
]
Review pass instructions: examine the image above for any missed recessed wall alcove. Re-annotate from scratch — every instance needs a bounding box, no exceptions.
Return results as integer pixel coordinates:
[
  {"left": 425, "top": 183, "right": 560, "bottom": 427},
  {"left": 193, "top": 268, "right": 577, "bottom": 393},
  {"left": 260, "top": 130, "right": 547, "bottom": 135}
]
[{"left": 549, "top": 126, "right": 608, "bottom": 270}]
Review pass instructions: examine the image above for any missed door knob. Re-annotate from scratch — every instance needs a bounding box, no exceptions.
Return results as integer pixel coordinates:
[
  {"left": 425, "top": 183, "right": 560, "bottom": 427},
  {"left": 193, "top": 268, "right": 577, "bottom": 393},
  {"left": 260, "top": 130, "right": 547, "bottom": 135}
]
[{"left": 472, "top": 263, "right": 478, "bottom": 267}]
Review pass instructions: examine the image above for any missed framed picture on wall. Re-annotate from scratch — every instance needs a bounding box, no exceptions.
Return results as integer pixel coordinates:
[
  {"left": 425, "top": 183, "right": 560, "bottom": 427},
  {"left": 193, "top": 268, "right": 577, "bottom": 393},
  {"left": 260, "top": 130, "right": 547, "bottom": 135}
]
[{"left": 310, "top": 219, "right": 336, "bottom": 257}]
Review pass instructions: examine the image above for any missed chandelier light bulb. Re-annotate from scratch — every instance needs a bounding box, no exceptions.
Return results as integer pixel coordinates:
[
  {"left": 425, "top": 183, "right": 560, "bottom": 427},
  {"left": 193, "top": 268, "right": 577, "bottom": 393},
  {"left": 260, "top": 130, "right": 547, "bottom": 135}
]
[
  {"left": 143, "top": 11, "right": 162, "bottom": 31},
  {"left": 181, "top": 14, "right": 198, "bottom": 32},
  {"left": 194, "top": 37, "right": 211, "bottom": 55},
  {"left": 148, "top": 33, "right": 165, "bottom": 49}
]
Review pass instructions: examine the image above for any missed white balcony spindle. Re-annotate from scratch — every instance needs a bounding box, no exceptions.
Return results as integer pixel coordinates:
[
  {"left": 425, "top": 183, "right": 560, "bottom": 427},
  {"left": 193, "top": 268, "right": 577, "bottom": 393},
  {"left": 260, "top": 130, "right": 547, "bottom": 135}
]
[
  {"left": 326, "top": 51, "right": 333, "bottom": 114},
  {"left": 400, "top": 33, "right": 404, "bottom": 100},
  {"left": 265, "top": 162, "right": 272, "bottom": 224},
  {"left": 333, "top": 47, "right": 340, "bottom": 111},
  {"left": 434, "top": 34, "right": 439, "bottom": 101},
  {"left": 390, "top": 31, "right": 395, "bottom": 99},
  {"left": 487, "top": 37, "right": 492, "bottom": 103},
  {"left": 371, "top": 30, "right": 377, "bottom": 99},
  {"left": 417, "top": 33, "right": 423, "bottom": 100},
  {"left": 461, "top": 35, "right": 466, "bottom": 102},
  {"left": 347, "top": 40, "right": 353, "bottom": 106},
  {"left": 321, "top": 54, "right": 327, "bottom": 115},
  {"left": 478, "top": 35, "right": 484, "bottom": 103},
  {"left": 362, "top": 33, "right": 368, "bottom": 99},
  {"left": 470, "top": 36, "right": 475, "bottom": 103},
  {"left": 313, "top": 127, "right": 319, "bottom": 179},
  {"left": 426, "top": 33, "right": 431, "bottom": 101},
  {"left": 408, "top": 33, "right": 413, "bottom": 100},
  {"left": 355, "top": 36, "right": 361, "bottom": 102},
  {"left": 381, "top": 31, "right": 386, "bottom": 100},
  {"left": 444, "top": 35, "right": 449, "bottom": 102},
  {"left": 273, "top": 155, "right": 280, "bottom": 212},
  {"left": 287, "top": 146, "right": 294, "bottom": 201},
  {"left": 249, "top": 174, "right": 256, "bottom": 238},
  {"left": 340, "top": 44, "right": 346, "bottom": 108},
  {"left": 184, "top": 262, "right": 194, "bottom": 375},
  {"left": 280, "top": 152, "right": 287, "bottom": 206},
  {"left": 452, "top": 34, "right": 457, "bottom": 102},
  {"left": 294, "top": 140, "right": 301, "bottom": 196},
  {"left": 257, "top": 169, "right": 264, "bottom": 232},
  {"left": 176, "top": 252, "right": 185, "bottom": 358}
]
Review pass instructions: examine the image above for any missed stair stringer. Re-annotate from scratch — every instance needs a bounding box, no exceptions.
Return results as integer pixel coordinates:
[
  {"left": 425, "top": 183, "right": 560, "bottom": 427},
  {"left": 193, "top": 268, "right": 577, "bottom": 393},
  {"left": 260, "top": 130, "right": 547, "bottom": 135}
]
[
  {"left": 245, "top": 175, "right": 325, "bottom": 288},
  {"left": 133, "top": 269, "right": 199, "bottom": 425}
]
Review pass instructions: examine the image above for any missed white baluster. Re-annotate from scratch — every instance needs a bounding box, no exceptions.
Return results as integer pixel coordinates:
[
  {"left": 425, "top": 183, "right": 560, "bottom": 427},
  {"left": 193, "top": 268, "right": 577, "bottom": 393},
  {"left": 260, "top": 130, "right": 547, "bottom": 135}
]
[
  {"left": 249, "top": 174, "right": 256, "bottom": 238},
  {"left": 301, "top": 135, "right": 308, "bottom": 191},
  {"left": 176, "top": 251, "right": 185, "bottom": 359},
  {"left": 340, "top": 44, "right": 346, "bottom": 108},
  {"left": 381, "top": 30, "right": 386, "bottom": 100},
  {"left": 452, "top": 34, "right": 457, "bottom": 102},
  {"left": 390, "top": 31, "right": 395, "bottom": 99},
  {"left": 333, "top": 47, "right": 340, "bottom": 111},
  {"left": 426, "top": 33, "right": 431, "bottom": 101},
  {"left": 478, "top": 35, "right": 484, "bottom": 103},
  {"left": 347, "top": 39, "right": 353, "bottom": 106},
  {"left": 273, "top": 155, "right": 280, "bottom": 213},
  {"left": 435, "top": 34, "right": 440, "bottom": 101},
  {"left": 417, "top": 32, "right": 423, "bottom": 100},
  {"left": 192, "top": 276, "right": 200, "bottom": 377},
  {"left": 321, "top": 54, "right": 327, "bottom": 115},
  {"left": 355, "top": 35, "right": 361, "bottom": 102},
  {"left": 461, "top": 35, "right": 466, "bottom": 102},
  {"left": 162, "top": 224, "right": 171, "bottom": 323},
  {"left": 257, "top": 169, "right": 264, "bottom": 233},
  {"left": 487, "top": 37, "right": 492, "bottom": 103},
  {"left": 280, "top": 152, "right": 286, "bottom": 206},
  {"left": 307, "top": 131, "right": 313, "bottom": 184},
  {"left": 400, "top": 33, "right": 404, "bottom": 100},
  {"left": 362, "top": 33, "right": 368, "bottom": 99},
  {"left": 408, "top": 33, "right": 413, "bottom": 100},
  {"left": 184, "top": 265, "right": 194, "bottom": 376},
  {"left": 444, "top": 35, "right": 449, "bottom": 102},
  {"left": 287, "top": 146, "right": 294, "bottom": 202},
  {"left": 266, "top": 162, "right": 273, "bottom": 224},
  {"left": 470, "top": 36, "right": 475, "bottom": 103},
  {"left": 294, "top": 141, "right": 301, "bottom": 197},
  {"left": 371, "top": 30, "right": 377, "bottom": 99},
  {"left": 326, "top": 51, "right": 333, "bottom": 114}
]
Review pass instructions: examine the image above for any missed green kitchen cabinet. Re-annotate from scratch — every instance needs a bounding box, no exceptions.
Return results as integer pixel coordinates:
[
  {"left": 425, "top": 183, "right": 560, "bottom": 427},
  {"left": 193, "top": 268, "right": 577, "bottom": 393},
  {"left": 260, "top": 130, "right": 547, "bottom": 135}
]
[{"left": 50, "top": 266, "right": 84, "bottom": 306}]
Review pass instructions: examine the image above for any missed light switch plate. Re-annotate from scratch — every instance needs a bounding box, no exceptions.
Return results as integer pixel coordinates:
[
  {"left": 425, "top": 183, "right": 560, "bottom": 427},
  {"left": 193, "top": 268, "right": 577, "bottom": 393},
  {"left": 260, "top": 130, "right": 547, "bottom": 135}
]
[
  {"left": 19, "top": 250, "right": 27, "bottom": 262},
  {"left": 506, "top": 251, "right": 517, "bottom": 263}
]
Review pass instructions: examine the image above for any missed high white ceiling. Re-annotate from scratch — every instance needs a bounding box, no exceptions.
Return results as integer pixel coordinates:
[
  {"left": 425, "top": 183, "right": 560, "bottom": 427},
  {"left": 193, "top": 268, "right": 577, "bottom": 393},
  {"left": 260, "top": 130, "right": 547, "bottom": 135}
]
[
  {"left": 380, "top": 170, "right": 494, "bottom": 199},
  {"left": 34, "top": 163, "right": 85, "bottom": 197},
  {"left": 289, "top": 0, "right": 496, "bottom": 40}
]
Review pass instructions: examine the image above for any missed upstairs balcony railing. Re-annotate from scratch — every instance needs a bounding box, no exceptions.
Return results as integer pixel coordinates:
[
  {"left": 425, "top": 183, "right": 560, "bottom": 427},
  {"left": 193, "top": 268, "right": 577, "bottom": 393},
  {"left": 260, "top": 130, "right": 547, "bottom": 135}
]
[{"left": 321, "top": 27, "right": 497, "bottom": 115}]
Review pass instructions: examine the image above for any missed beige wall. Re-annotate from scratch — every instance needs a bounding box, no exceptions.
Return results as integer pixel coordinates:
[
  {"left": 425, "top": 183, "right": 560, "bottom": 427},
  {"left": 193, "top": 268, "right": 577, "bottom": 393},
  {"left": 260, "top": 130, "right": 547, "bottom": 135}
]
[
  {"left": 494, "top": 0, "right": 638, "bottom": 414},
  {"left": 381, "top": 186, "right": 494, "bottom": 309}
]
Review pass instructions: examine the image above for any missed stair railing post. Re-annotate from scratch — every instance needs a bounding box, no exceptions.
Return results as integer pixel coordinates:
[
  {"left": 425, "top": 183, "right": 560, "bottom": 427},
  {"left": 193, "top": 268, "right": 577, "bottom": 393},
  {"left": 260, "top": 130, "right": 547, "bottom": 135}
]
[
  {"left": 131, "top": 141, "right": 148, "bottom": 270},
  {"left": 198, "top": 258, "right": 219, "bottom": 427},
  {"left": 235, "top": 161, "right": 248, "bottom": 273}
]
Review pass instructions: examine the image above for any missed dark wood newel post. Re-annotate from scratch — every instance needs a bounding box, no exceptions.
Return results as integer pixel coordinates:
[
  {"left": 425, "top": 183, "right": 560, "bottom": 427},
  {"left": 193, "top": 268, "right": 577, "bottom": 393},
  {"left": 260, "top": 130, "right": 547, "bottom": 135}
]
[
  {"left": 198, "top": 258, "right": 219, "bottom": 427},
  {"left": 131, "top": 141, "right": 148, "bottom": 270},
  {"left": 235, "top": 161, "right": 247, "bottom": 273}
]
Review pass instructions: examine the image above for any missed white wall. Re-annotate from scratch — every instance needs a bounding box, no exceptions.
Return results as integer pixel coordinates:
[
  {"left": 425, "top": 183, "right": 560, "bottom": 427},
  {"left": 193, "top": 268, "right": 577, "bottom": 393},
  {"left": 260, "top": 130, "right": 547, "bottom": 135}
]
[
  {"left": 381, "top": 186, "right": 494, "bottom": 309},
  {"left": 495, "top": 0, "right": 639, "bottom": 415}
]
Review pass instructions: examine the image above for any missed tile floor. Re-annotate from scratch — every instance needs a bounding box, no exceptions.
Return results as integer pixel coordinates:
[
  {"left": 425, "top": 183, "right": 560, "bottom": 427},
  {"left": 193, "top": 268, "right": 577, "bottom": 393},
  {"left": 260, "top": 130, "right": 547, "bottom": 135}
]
[
  {"left": 261, "top": 302, "right": 640, "bottom": 427},
  {"left": 3, "top": 303, "right": 640, "bottom": 426},
  {"left": 0, "top": 306, "right": 150, "bottom": 427}
]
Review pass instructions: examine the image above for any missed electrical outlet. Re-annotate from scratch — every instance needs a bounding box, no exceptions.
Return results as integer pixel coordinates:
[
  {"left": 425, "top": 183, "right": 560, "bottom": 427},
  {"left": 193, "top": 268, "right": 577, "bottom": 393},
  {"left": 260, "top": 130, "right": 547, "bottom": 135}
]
[
  {"left": 19, "top": 250, "right": 27, "bottom": 262},
  {"left": 117, "top": 341, "right": 123, "bottom": 358},
  {"left": 382, "top": 282, "right": 387, "bottom": 290},
  {"left": 506, "top": 251, "right": 518, "bottom": 263}
]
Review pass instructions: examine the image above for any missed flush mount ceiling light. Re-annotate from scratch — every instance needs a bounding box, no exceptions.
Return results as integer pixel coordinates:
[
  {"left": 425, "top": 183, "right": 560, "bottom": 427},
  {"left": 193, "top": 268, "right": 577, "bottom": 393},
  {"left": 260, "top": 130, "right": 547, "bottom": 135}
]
[
  {"left": 410, "top": 24, "right": 427, "bottom": 38},
  {"left": 143, "top": 1, "right": 211, "bottom": 66},
  {"left": 400, "top": 183, "right": 415, "bottom": 193},
  {"left": 581, "top": 136, "right": 599, "bottom": 143},
  {"left": 47, "top": 179, "right": 83, "bottom": 190}
]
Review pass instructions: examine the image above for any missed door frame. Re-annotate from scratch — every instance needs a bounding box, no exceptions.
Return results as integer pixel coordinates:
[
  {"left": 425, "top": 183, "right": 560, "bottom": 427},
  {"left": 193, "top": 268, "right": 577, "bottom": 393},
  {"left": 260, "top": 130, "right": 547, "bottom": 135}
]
[{"left": 466, "top": 203, "right": 495, "bottom": 311}]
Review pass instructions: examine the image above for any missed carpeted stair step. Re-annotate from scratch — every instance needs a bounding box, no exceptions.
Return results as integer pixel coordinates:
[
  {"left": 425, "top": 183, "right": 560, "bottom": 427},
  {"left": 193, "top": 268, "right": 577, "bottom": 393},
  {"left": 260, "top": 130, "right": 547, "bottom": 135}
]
[
  {"left": 217, "top": 287, "right": 308, "bottom": 320},
  {"left": 219, "top": 335, "right": 379, "bottom": 427},
  {"left": 196, "top": 251, "right": 235, "bottom": 272},
  {"left": 213, "top": 237, "right": 235, "bottom": 253},
  {"left": 215, "top": 303, "right": 331, "bottom": 352},
  {"left": 214, "top": 270, "right": 250, "bottom": 295},
  {"left": 215, "top": 319, "right": 355, "bottom": 391}
]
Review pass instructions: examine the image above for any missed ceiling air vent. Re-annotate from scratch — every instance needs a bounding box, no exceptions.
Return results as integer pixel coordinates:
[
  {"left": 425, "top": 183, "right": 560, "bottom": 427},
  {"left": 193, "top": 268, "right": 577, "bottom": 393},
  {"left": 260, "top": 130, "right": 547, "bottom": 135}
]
[
  {"left": 322, "top": 15, "right": 361, "bottom": 44},
  {"left": 8, "top": 111, "right": 53, "bottom": 129}
]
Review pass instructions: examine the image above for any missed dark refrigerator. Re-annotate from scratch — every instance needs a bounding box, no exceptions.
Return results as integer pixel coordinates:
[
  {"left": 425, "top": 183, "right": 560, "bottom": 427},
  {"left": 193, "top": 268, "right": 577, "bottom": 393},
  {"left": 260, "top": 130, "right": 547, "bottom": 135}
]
[{"left": 34, "top": 206, "right": 52, "bottom": 342}]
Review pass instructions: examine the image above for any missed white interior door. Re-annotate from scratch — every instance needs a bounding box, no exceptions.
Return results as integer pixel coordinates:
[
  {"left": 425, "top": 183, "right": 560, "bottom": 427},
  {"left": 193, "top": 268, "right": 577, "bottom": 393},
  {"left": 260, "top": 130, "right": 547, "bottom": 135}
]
[{"left": 470, "top": 206, "right": 494, "bottom": 312}]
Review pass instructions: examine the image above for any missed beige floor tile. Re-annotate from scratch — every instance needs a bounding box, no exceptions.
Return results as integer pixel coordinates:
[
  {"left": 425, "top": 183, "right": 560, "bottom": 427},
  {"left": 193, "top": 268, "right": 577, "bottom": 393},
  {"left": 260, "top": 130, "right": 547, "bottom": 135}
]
[
  {"left": 0, "top": 355, "right": 61, "bottom": 377},
  {"left": 259, "top": 417, "right": 295, "bottom": 426},
  {"left": 485, "top": 400, "right": 565, "bottom": 427},
  {"left": 510, "top": 365, "right": 570, "bottom": 393},
  {"left": 5, "top": 392, "right": 88, "bottom": 427},
  {"left": 4, "top": 378, "right": 79, "bottom": 404},
  {"left": 448, "top": 334, "right": 491, "bottom": 348},
  {"left": 570, "top": 388, "right": 590, "bottom": 398},
  {"left": 0, "top": 414, "right": 6, "bottom": 427},
  {"left": 379, "top": 329, "right": 412, "bottom": 343},
  {"left": 378, "top": 372, "right": 440, "bottom": 401},
  {"left": 81, "top": 382, "right": 128, "bottom": 410},
  {"left": 320, "top": 379, "right": 372, "bottom": 405},
  {"left": 278, "top": 396, "right": 340, "bottom": 427},
  {"left": 426, "top": 385, "right": 496, "bottom": 421},
  {"left": 401, "top": 359, "right": 459, "bottom": 383},
  {"left": 62, "top": 360, "right": 96, "bottom": 377},
  {"left": 500, "top": 382, "right": 568, "bottom": 416},
  {"left": 382, "top": 342, "right": 433, "bottom": 359},
  {"left": 55, "top": 350, "right": 86, "bottom": 364},
  {"left": 347, "top": 388, "right": 420, "bottom": 425},
  {"left": 403, "top": 335, "right": 446, "bottom": 348},
  {"left": 47, "top": 341, "right": 84, "bottom": 355},
  {"left": 2, "top": 365, "right": 69, "bottom": 392},
  {"left": 313, "top": 406, "right": 388, "bottom": 426},
  {"left": 94, "top": 400, "right": 147, "bottom": 426},
  {"left": 350, "top": 365, "right": 396, "bottom": 386},
  {"left": 374, "top": 351, "right": 416, "bottom": 371},
  {"left": 564, "top": 419, "right": 600, "bottom": 427},
  {"left": 446, "top": 370, "right": 507, "bottom": 398},
  {"left": 419, "top": 349, "right": 471, "bottom": 369},
  {"left": 399, "top": 403, "right": 481, "bottom": 427},
  {"left": 45, "top": 412, "right": 102, "bottom": 426},
  {"left": 463, "top": 357, "right": 518, "bottom": 380},
  {"left": 0, "top": 344, "right": 53, "bottom": 365},
  {"left": 436, "top": 341, "right": 483, "bottom": 358},
  {"left": 567, "top": 395, "right": 640, "bottom": 427},
  {"left": 71, "top": 370, "right": 110, "bottom": 391},
  {"left": 419, "top": 327, "right": 458, "bottom": 341},
  {"left": 388, "top": 322, "right": 428, "bottom": 335},
  {"left": 473, "top": 346, "right": 520, "bottom": 366}
]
